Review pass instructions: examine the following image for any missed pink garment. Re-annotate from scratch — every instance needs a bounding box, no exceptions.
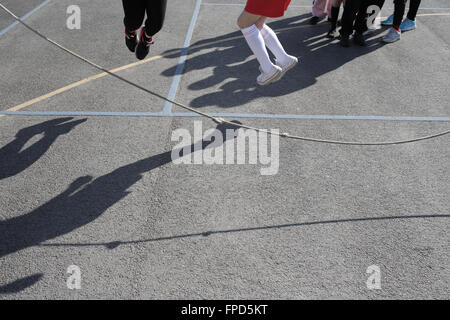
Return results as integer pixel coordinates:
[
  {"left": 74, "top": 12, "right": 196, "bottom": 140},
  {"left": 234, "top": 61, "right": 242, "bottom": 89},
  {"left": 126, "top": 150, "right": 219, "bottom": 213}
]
[{"left": 311, "top": 0, "right": 332, "bottom": 18}]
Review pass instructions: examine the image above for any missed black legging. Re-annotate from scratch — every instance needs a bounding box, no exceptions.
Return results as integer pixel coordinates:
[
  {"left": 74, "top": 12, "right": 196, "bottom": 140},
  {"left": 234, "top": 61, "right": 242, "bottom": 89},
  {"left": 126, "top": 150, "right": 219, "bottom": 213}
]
[
  {"left": 122, "top": 0, "right": 167, "bottom": 36},
  {"left": 340, "top": 0, "right": 370, "bottom": 37},
  {"left": 393, "top": 0, "right": 422, "bottom": 26}
]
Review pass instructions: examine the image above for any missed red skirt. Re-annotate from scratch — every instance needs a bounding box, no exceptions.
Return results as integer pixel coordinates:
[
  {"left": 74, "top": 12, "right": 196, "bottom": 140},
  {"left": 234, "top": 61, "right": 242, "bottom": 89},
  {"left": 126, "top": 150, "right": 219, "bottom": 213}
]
[{"left": 245, "top": 0, "right": 292, "bottom": 18}]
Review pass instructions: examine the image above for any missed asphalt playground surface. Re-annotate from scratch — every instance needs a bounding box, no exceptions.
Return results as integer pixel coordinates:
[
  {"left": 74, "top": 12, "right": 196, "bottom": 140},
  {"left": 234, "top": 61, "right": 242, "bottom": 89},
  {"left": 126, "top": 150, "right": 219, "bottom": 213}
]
[{"left": 0, "top": 0, "right": 449, "bottom": 299}]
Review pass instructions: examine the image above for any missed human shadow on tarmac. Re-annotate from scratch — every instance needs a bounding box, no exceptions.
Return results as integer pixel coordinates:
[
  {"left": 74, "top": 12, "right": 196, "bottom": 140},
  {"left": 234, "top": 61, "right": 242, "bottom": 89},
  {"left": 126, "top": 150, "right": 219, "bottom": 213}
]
[
  {"left": 161, "top": 13, "right": 386, "bottom": 109},
  {"left": 0, "top": 118, "right": 87, "bottom": 180},
  {"left": 0, "top": 121, "right": 241, "bottom": 258},
  {"left": 0, "top": 273, "right": 43, "bottom": 295}
]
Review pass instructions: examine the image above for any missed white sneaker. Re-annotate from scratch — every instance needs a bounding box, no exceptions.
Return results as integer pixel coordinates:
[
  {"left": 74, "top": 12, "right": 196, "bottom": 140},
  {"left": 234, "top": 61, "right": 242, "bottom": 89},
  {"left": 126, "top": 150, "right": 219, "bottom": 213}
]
[
  {"left": 276, "top": 55, "right": 298, "bottom": 75},
  {"left": 257, "top": 65, "right": 282, "bottom": 86}
]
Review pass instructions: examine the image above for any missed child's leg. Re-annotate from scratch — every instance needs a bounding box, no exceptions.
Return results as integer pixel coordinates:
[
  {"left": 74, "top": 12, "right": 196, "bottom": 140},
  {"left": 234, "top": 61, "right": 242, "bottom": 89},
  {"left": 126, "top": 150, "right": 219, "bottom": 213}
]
[
  {"left": 374, "top": 0, "right": 385, "bottom": 10},
  {"left": 134, "top": 0, "right": 166, "bottom": 59},
  {"left": 383, "top": 0, "right": 404, "bottom": 42},
  {"left": 238, "top": 10, "right": 264, "bottom": 29},
  {"left": 330, "top": 0, "right": 343, "bottom": 29},
  {"left": 407, "top": 0, "right": 421, "bottom": 21},
  {"left": 340, "top": 0, "right": 360, "bottom": 37},
  {"left": 237, "top": 11, "right": 275, "bottom": 74},
  {"left": 122, "top": 0, "right": 146, "bottom": 52},
  {"left": 326, "top": 0, "right": 333, "bottom": 18},
  {"left": 354, "top": 0, "right": 371, "bottom": 35},
  {"left": 122, "top": 0, "right": 146, "bottom": 32},
  {"left": 144, "top": 0, "right": 167, "bottom": 37},
  {"left": 312, "top": 0, "right": 327, "bottom": 17},
  {"left": 393, "top": 0, "right": 407, "bottom": 30},
  {"left": 333, "top": 0, "right": 345, "bottom": 10},
  {"left": 260, "top": 20, "right": 292, "bottom": 65},
  {"left": 326, "top": 2, "right": 340, "bottom": 37}
]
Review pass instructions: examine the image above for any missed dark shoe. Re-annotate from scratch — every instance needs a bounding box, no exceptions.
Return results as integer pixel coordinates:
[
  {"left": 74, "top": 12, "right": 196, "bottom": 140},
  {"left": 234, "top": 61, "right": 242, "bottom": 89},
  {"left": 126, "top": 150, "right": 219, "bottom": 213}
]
[
  {"left": 135, "top": 27, "right": 154, "bottom": 60},
  {"left": 353, "top": 33, "right": 367, "bottom": 46},
  {"left": 310, "top": 16, "right": 321, "bottom": 25},
  {"left": 124, "top": 28, "right": 137, "bottom": 53},
  {"left": 326, "top": 28, "right": 339, "bottom": 39},
  {"left": 340, "top": 35, "right": 351, "bottom": 47}
]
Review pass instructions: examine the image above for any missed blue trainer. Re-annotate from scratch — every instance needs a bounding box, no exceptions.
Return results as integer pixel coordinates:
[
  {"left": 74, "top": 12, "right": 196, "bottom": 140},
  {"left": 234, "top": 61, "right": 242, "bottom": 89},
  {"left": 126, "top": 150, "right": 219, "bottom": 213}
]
[
  {"left": 400, "top": 18, "right": 417, "bottom": 31},
  {"left": 381, "top": 14, "right": 394, "bottom": 26},
  {"left": 382, "top": 28, "right": 401, "bottom": 43}
]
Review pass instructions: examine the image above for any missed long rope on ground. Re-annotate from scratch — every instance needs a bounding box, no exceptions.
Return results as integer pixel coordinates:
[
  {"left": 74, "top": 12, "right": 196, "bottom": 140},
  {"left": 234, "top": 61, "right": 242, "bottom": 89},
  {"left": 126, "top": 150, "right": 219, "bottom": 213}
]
[{"left": 1, "top": 3, "right": 449, "bottom": 146}]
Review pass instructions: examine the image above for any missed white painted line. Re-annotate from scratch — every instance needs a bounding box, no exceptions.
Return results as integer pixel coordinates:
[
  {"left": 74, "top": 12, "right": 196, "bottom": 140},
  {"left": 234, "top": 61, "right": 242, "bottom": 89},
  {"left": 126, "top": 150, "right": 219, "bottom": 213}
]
[
  {"left": 201, "top": 3, "right": 311, "bottom": 8},
  {"left": 0, "top": 0, "right": 52, "bottom": 36},
  {"left": 201, "top": 2, "right": 450, "bottom": 10},
  {"left": 2, "top": 111, "right": 450, "bottom": 122},
  {"left": 162, "top": 0, "right": 202, "bottom": 113}
]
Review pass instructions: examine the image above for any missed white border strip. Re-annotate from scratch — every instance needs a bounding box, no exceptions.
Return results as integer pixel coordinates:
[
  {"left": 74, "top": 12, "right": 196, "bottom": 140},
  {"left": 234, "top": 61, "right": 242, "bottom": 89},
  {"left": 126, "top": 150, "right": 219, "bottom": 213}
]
[
  {"left": 202, "top": 3, "right": 311, "bottom": 8},
  {"left": 162, "top": 0, "right": 202, "bottom": 113},
  {"left": 2, "top": 110, "right": 450, "bottom": 122}
]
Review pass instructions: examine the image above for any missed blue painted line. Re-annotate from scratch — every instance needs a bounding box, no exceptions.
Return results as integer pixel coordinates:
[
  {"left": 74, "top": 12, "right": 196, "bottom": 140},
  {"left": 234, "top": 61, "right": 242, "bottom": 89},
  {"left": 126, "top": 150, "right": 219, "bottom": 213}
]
[
  {"left": 0, "top": 0, "right": 52, "bottom": 37},
  {"left": 2, "top": 110, "right": 450, "bottom": 122},
  {"left": 162, "top": 0, "right": 202, "bottom": 113},
  {"left": 170, "top": 113, "right": 450, "bottom": 122}
]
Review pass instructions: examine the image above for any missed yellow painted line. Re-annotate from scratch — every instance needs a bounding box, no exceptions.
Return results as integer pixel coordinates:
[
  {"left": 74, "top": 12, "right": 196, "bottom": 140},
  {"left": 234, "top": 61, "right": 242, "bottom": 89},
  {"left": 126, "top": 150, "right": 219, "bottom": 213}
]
[
  {"left": 416, "top": 12, "right": 450, "bottom": 17},
  {"left": 0, "top": 55, "right": 162, "bottom": 117},
  {"left": 2, "top": 12, "right": 449, "bottom": 118}
]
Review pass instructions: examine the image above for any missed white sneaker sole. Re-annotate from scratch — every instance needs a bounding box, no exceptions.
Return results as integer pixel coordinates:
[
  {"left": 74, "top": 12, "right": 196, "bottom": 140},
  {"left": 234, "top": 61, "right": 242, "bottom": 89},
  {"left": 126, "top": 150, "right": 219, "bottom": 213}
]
[
  {"left": 257, "top": 67, "right": 283, "bottom": 86},
  {"left": 382, "top": 36, "right": 400, "bottom": 43},
  {"left": 277, "top": 57, "right": 298, "bottom": 75},
  {"left": 273, "top": 57, "right": 298, "bottom": 83}
]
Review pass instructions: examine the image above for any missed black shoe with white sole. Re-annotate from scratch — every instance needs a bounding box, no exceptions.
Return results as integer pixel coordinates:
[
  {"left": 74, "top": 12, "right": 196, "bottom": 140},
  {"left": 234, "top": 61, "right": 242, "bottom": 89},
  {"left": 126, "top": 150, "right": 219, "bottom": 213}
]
[{"left": 327, "top": 28, "right": 339, "bottom": 39}]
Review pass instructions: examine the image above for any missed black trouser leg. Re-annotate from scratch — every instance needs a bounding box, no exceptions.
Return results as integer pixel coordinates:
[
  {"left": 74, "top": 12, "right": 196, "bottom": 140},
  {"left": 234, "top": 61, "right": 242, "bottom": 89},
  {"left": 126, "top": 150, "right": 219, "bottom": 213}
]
[
  {"left": 373, "top": 0, "right": 386, "bottom": 9},
  {"left": 393, "top": 0, "right": 407, "bottom": 26},
  {"left": 330, "top": 5, "right": 340, "bottom": 30},
  {"left": 354, "top": 0, "right": 371, "bottom": 34},
  {"left": 144, "top": 0, "right": 167, "bottom": 36},
  {"left": 407, "top": 0, "right": 421, "bottom": 20},
  {"left": 340, "top": 0, "right": 362, "bottom": 37},
  {"left": 122, "top": 0, "right": 146, "bottom": 32}
]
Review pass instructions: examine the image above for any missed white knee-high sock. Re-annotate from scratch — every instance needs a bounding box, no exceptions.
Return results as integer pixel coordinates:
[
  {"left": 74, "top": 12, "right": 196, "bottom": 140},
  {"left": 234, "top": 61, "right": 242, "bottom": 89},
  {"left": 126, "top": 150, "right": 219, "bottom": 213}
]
[
  {"left": 261, "top": 24, "right": 290, "bottom": 65},
  {"left": 241, "top": 24, "right": 274, "bottom": 74}
]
